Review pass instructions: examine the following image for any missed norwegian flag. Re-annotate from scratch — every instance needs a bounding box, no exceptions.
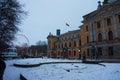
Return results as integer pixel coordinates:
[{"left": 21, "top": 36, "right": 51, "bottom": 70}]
[{"left": 66, "top": 22, "right": 70, "bottom": 27}]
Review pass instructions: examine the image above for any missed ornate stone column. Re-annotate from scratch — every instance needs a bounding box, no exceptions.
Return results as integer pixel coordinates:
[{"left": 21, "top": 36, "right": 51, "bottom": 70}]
[
  {"left": 101, "top": 18, "right": 107, "bottom": 40},
  {"left": 93, "top": 22, "right": 96, "bottom": 41},
  {"left": 89, "top": 21, "right": 94, "bottom": 42},
  {"left": 112, "top": 15, "right": 118, "bottom": 39}
]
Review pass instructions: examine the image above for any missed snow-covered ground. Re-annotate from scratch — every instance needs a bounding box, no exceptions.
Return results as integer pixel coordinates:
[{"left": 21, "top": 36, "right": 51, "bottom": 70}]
[{"left": 3, "top": 58, "right": 120, "bottom": 80}]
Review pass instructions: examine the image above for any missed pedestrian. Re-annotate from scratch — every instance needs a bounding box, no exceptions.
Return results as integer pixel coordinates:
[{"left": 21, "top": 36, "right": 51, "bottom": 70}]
[{"left": 0, "top": 57, "right": 6, "bottom": 80}]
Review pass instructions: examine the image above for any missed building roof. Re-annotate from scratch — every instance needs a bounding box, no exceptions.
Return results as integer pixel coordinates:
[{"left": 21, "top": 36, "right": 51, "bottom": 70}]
[
  {"left": 60, "top": 29, "right": 80, "bottom": 37},
  {"left": 83, "top": 1, "right": 120, "bottom": 19}
]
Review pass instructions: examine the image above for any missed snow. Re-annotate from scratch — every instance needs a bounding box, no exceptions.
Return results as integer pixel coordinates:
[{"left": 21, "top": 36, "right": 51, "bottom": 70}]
[{"left": 3, "top": 58, "right": 120, "bottom": 80}]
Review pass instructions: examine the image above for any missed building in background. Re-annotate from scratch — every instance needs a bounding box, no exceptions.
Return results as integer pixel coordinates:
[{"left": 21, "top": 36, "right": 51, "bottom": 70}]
[
  {"left": 20, "top": 44, "right": 47, "bottom": 58},
  {"left": 47, "top": 0, "right": 120, "bottom": 59},
  {"left": 47, "top": 29, "right": 81, "bottom": 59}
]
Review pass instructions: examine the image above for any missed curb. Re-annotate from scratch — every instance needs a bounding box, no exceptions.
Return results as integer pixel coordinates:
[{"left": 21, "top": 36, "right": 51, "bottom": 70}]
[{"left": 13, "top": 63, "right": 41, "bottom": 68}]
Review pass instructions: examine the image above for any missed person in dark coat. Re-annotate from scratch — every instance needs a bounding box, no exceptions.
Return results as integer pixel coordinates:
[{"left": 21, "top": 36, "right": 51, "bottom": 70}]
[{"left": 0, "top": 57, "right": 6, "bottom": 80}]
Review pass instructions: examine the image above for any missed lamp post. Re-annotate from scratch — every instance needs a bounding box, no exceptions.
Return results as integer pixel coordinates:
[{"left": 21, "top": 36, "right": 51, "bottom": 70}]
[{"left": 78, "top": 49, "right": 81, "bottom": 59}]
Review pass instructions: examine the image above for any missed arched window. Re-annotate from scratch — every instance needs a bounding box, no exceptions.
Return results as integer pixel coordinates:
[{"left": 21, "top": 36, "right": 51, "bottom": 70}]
[
  {"left": 98, "top": 33, "right": 102, "bottom": 42},
  {"left": 69, "top": 42, "right": 71, "bottom": 47},
  {"left": 69, "top": 51, "right": 71, "bottom": 56},
  {"left": 65, "top": 43, "right": 67, "bottom": 47},
  {"left": 108, "top": 31, "right": 113, "bottom": 40}
]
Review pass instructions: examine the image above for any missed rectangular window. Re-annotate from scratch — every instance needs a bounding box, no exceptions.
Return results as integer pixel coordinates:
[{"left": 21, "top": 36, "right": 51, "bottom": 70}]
[
  {"left": 97, "top": 21, "right": 101, "bottom": 28},
  {"left": 98, "top": 47, "right": 102, "bottom": 55},
  {"left": 74, "top": 41, "right": 76, "bottom": 47},
  {"left": 118, "top": 15, "right": 120, "bottom": 23},
  {"left": 108, "top": 47, "right": 113, "bottom": 56},
  {"left": 86, "top": 26, "right": 88, "bottom": 31},
  {"left": 79, "top": 40, "right": 81, "bottom": 46},
  {"left": 74, "top": 51, "right": 76, "bottom": 56},
  {"left": 87, "top": 48, "right": 89, "bottom": 56},
  {"left": 107, "top": 17, "right": 111, "bottom": 26},
  {"left": 69, "top": 51, "right": 71, "bottom": 56},
  {"left": 87, "top": 36, "right": 89, "bottom": 43}
]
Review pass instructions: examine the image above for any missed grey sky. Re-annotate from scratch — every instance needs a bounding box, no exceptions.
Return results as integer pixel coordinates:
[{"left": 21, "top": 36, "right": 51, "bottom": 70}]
[{"left": 18, "top": 0, "right": 103, "bottom": 45}]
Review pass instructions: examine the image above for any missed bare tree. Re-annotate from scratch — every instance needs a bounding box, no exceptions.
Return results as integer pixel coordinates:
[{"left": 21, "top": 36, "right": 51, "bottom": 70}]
[
  {"left": 36, "top": 40, "right": 47, "bottom": 46},
  {"left": 0, "top": 0, "right": 26, "bottom": 51}
]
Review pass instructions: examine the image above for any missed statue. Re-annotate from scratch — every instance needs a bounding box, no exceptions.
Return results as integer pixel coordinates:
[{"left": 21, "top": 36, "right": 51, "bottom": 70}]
[
  {"left": 90, "top": 46, "right": 96, "bottom": 60},
  {"left": 82, "top": 51, "right": 86, "bottom": 62},
  {"left": 90, "top": 46, "right": 100, "bottom": 60}
]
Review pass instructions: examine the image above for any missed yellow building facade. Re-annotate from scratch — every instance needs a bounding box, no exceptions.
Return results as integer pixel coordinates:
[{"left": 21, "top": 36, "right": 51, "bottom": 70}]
[
  {"left": 47, "top": 0, "right": 120, "bottom": 59},
  {"left": 81, "top": 1, "right": 120, "bottom": 59},
  {"left": 47, "top": 29, "right": 81, "bottom": 59}
]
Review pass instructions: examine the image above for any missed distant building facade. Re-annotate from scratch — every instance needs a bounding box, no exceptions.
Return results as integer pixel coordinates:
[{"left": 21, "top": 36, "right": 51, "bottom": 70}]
[
  {"left": 21, "top": 45, "right": 47, "bottom": 58},
  {"left": 47, "top": 0, "right": 120, "bottom": 59},
  {"left": 47, "top": 29, "right": 81, "bottom": 59}
]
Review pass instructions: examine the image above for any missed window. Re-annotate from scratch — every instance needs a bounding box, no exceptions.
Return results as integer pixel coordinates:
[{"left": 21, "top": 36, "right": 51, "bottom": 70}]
[
  {"left": 108, "top": 31, "right": 113, "bottom": 40},
  {"left": 98, "top": 47, "right": 102, "bottom": 55},
  {"left": 58, "top": 51, "right": 60, "bottom": 56},
  {"left": 87, "top": 36, "right": 89, "bottom": 43},
  {"left": 69, "top": 42, "right": 71, "bottom": 47},
  {"left": 108, "top": 47, "right": 113, "bottom": 56},
  {"left": 87, "top": 48, "right": 89, "bottom": 56},
  {"left": 79, "top": 40, "right": 81, "bottom": 46},
  {"left": 74, "top": 41, "right": 76, "bottom": 47},
  {"left": 74, "top": 50, "right": 76, "bottom": 56},
  {"left": 69, "top": 51, "right": 71, "bottom": 56},
  {"left": 86, "top": 26, "right": 88, "bottom": 31},
  {"left": 97, "top": 21, "right": 101, "bottom": 28},
  {"left": 118, "top": 15, "right": 120, "bottom": 23},
  {"left": 107, "top": 17, "right": 111, "bottom": 26},
  {"left": 61, "top": 44, "right": 63, "bottom": 48},
  {"left": 98, "top": 33, "right": 102, "bottom": 42},
  {"left": 48, "top": 40, "right": 51, "bottom": 48},
  {"left": 65, "top": 43, "right": 67, "bottom": 47}
]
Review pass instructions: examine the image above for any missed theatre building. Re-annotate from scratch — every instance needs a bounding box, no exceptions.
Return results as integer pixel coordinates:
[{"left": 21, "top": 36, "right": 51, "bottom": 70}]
[{"left": 80, "top": 0, "right": 120, "bottom": 59}]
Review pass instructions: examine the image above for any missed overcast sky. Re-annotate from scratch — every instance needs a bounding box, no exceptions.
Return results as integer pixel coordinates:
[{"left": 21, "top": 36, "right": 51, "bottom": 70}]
[{"left": 17, "top": 0, "right": 103, "bottom": 45}]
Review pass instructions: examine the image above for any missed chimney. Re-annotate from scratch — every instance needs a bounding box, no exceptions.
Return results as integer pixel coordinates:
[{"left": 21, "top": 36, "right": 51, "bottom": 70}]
[{"left": 56, "top": 29, "right": 60, "bottom": 36}]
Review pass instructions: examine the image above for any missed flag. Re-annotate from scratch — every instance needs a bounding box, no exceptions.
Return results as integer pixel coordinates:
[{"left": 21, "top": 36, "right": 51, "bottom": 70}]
[{"left": 66, "top": 22, "right": 70, "bottom": 27}]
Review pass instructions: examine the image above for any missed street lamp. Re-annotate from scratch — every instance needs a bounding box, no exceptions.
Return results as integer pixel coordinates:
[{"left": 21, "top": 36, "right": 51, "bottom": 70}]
[
  {"left": 78, "top": 49, "right": 81, "bottom": 59},
  {"left": 78, "top": 50, "right": 81, "bottom": 53}
]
